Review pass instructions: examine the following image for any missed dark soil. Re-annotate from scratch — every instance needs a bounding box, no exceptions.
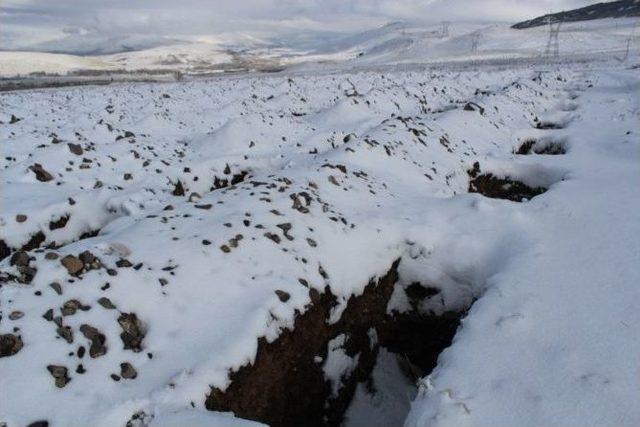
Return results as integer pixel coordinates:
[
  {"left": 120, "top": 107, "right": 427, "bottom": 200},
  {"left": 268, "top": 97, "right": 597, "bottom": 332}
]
[
  {"left": 468, "top": 163, "right": 547, "bottom": 202},
  {"left": 518, "top": 139, "right": 567, "bottom": 155},
  {"left": 206, "top": 259, "right": 467, "bottom": 427}
]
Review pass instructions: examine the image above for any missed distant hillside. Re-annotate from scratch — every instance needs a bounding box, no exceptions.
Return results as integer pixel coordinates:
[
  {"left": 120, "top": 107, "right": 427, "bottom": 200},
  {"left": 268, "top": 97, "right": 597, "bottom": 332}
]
[{"left": 512, "top": 0, "right": 640, "bottom": 29}]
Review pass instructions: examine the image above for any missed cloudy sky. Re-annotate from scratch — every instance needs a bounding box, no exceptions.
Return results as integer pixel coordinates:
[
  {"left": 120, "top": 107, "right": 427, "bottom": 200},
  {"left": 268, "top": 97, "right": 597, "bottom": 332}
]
[{"left": 1, "top": 0, "right": 598, "bottom": 52}]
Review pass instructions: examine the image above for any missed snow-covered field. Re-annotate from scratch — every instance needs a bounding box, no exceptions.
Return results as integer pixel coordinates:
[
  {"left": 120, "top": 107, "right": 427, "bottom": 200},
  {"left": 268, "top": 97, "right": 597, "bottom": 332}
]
[
  {"left": 1, "top": 28, "right": 639, "bottom": 427},
  {"left": 1, "top": 18, "right": 638, "bottom": 79}
]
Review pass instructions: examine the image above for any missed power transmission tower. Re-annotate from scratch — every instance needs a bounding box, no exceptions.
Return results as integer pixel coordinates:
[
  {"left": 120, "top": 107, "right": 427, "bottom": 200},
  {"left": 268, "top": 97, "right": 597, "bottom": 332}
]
[
  {"left": 440, "top": 21, "right": 450, "bottom": 38},
  {"left": 616, "top": 20, "right": 638, "bottom": 62},
  {"left": 471, "top": 33, "right": 481, "bottom": 53},
  {"left": 545, "top": 17, "right": 561, "bottom": 58}
]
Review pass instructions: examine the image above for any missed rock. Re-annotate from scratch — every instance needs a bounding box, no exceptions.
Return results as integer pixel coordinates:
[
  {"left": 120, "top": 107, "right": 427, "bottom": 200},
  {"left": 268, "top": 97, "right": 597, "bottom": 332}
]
[
  {"left": 172, "top": 180, "right": 185, "bottom": 196},
  {"left": 49, "top": 282, "right": 63, "bottom": 295},
  {"left": 9, "top": 114, "right": 21, "bottom": 124},
  {"left": 45, "top": 252, "right": 59, "bottom": 260},
  {"left": 67, "top": 143, "right": 83, "bottom": 156},
  {"left": 118, "top": 313, "right": 145, "bottom": 352},
  {"left": 42, "top": 309, "right": 54, "bottom": 321},
  {"left": 0, "top": 333, "right": 23, "bottom": 357},
  {"left": 276, "top": 223, "right": 294, "bottom": 240},
  {"left": 123, "top": 173, "right": 133, "bottom": 180},
  {"left": 61, "top": 255, "right": 83, "bottom": 275},
  {"left": 220, "top": 244, "right": 231, "bottom": 253},
  {"left": 15, "top": 214, "right": 27, "bottom": 223},
  {"left": 275, "top": 290, "right": 290, "bottom": 302},
  {"left": 463, "top": 102, "right": 485, "bottom": 115},
  {"left": 61, "top": 299, "right": 83, "bottom": 316},
  {"left": 195, "top": 203, "right": 212, "bottom": 210},
  {"left": 124, "top": 131, "right": 135, "bottom": 138},
  {"left": 264, "top": 232, "right": 281, "bottom": 244},
  {"left": 9, "top": 310, "right": 24, "bottom": 320},
  {"left": 78, "top": 250, "right": 96, "bottom": 266},
  {"left": 27, "top": 421, "right": 49, "bottom": 427},
  {"left": 98, "top": 297, "right": 117, "bottom": 309},
  {"left": 188, "top": 192, "right": 201, "bottom": 202},
  {"left": 47, "top": 365, "right": 70, "bottom": 388},
  {"left": 120, "top": 362, "right": 137, "bottom": 379},
  {"left": 56, "top": 326, "right": 74, "bottom": 343},
  {"left": 111, "top": 374, "right": 121, "bottom": 381},
  {"left": 10, "top": 250, "right": 30, "bottom": 267},
  {"left": 29, "top": 163, "right": 54, "bottom": 182},
  {"left": 80, "top": 324, "right": 107, "bottom": 358},
  {"left": 115, "top": 259, "right": 132, "bottom": 268}
]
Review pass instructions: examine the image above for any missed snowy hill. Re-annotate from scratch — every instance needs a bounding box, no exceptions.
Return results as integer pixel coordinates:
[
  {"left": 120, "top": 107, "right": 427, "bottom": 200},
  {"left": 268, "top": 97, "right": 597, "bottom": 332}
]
[
  {"left": 1, "top": 17, "right": 638, "bottom": 80},
  {"left": 512, "top": 0, "right": 640, "bottom": 29}
]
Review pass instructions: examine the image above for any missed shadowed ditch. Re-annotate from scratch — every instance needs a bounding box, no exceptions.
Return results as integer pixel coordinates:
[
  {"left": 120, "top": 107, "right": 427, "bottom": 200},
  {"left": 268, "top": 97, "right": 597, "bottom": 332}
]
[
  {"left": 516, "top": 138, "right": 567, "bottom": 155},
  {"left": 467, "top": 162, "right": 548, "bottom": 202},
  {"left": 205, "top": 259, "right": 467, "bottom": 427}
]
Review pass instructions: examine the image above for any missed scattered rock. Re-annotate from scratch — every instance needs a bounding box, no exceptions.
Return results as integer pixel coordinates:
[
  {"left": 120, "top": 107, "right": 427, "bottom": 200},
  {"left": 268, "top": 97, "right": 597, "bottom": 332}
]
[
  {"left": 172, "top": 180, "right": 185, "bottom": 196},
  {"left": 120, "top": 362, "right": 138, "bottom": 379},
  {"left": 61, "top": 255, "right": 83, "bottom": 275},
  {"left": 463, "top": 102, "right": 485, "bottom": 115},
  {"left": 61, "top": 299, "right": 90, "bottom": 316},
  {"left": 275, "top": 290, "right": 290, "bottom": 302},
  {"left": 118, "top": 313, "right": 145, "bottom": 352},
  {"left": 80, "top": 324, "right": 107, "bottom": 358},
  {"left": 42, "top": 309, "right": 54, "bottom": 321},
  {"left": 67, "top": 143, "right": 83, "bottom": 156},
  {"left": 78, "top": 250, "right": 97, "bottom": 266},
  {"left": 9, "top": 310, "right": 24, "bottom": 320},
  {"left": 0, "top": 333, "right": 23, "bottom": 357},
  {"left": 10, "top": 250, "right": 30, "bottom": 267},
  {"left": 49, "top": 282, "right": 63, "bottom": 295},
  {"left": 276, "top": 223, "right": 294, "bottom": 240},
  {"left": 47, "top": 365, "right": 71, "bottom": 388},
  {"left": 98, "top": 297, "right": 116, "bottom": 309},
  {"left": 56, "top": 326, "right": 74, "bottom": 344},
  {"left": 264, "top": 232, "right": 281, "bottom": 244},
  {"left": 115, "top": 259, "right": 133, "bottom": 268},
  {"left": 29, "top": 163, "right": 54, "bottom": 182}
]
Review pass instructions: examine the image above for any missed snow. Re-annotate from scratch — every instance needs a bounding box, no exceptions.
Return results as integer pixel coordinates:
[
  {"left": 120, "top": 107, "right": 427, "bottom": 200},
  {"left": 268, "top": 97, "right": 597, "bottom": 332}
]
[
  {"left": 405, "top": 69, "right": 640, "bottom": 427},
  {"left": 344, "top": 349, "right": 416, "bottom": 427},
  {"left": 1, "top": 17, "right": 639, "bottom": 427},
  {"left": 323, "top": 334, "right": 360, "bottom": 397},
  {"left": 1, "top": 17, "right": 638, "bottom": 78}
]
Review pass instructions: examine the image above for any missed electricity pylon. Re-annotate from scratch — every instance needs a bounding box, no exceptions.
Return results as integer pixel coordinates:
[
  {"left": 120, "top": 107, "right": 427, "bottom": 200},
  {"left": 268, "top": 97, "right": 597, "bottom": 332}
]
[
  {"left": 545, "top": 17, "right": 561, "bottom": 58},
  {"left": 440, "top": 21, "right": 450, "bottom": 38},
  {"left": 471, "top": 33, "right": 481, "bottom": 53}
]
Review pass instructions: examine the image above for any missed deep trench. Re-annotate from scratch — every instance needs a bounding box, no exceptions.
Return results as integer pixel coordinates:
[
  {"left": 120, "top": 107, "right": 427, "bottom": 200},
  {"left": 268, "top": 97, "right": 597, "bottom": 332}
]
[{"left": 205, "top": 259, "right": 467, "bottom": 427}]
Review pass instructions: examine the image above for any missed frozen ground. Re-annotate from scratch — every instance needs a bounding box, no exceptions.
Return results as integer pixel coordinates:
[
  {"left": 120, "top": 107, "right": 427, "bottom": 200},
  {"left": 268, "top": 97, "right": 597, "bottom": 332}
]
[{"left": 1, "top": 31, "right": 639, "bottom": 427}]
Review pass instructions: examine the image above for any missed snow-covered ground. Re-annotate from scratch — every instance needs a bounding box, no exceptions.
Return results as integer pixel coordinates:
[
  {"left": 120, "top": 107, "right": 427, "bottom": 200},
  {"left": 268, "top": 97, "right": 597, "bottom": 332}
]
[{"left": 1, "top": 18, "right": 639, "bottom": 427}]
